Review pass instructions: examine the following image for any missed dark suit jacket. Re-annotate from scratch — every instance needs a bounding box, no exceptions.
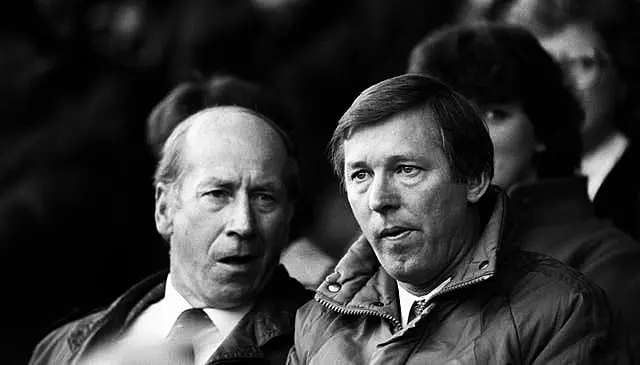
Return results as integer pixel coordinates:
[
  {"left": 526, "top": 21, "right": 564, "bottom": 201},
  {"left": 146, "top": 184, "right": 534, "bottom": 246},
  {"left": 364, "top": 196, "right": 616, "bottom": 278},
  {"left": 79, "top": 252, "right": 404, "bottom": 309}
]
[{"left": 594, "top": 141, "right": 640, "bottom": 241}]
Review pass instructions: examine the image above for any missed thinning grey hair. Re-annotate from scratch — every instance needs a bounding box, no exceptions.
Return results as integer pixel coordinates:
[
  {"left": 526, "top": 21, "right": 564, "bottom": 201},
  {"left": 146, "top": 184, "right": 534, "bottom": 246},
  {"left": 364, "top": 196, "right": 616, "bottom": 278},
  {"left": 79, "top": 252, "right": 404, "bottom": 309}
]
[{"left": 153, "top": 107, "right": 300, "bottom": 200}]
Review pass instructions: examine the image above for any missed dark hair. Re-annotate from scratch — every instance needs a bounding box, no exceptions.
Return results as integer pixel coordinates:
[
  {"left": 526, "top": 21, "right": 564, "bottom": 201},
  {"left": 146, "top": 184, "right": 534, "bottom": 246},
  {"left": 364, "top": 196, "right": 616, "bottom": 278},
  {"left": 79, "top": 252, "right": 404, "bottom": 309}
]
[
  {"left": 329, "top": 73, "right": 494, "bottom": 185},
  {"left": 147, "top": 73, "right": 298, "bottom": 159},
  {"left": 408, "top": 22, "right": 583, "bottom": 178},
  {"left": 488, "top": 0, "right": 640, "bottom": 136},
  {"left": 150, "top": 74, "right": 300, "bottom": 199}
]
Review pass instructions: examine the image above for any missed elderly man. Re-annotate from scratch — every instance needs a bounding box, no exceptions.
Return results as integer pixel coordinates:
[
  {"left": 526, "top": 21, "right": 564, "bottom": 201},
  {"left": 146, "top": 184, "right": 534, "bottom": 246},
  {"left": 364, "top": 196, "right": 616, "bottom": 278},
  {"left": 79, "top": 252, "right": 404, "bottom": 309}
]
[
  {"left": 29, "top": 94, "right": 311, "bottom": 363},
  {"left": 287, "top": 74, "right": 631, "bottom": 364}
]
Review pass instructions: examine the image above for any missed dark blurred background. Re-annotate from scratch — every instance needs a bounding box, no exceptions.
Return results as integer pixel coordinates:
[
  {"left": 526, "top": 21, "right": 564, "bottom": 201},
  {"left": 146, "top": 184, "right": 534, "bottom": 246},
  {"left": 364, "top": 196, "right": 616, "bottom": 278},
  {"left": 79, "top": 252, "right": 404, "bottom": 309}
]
[{"left": 0, "top": 0, "right": 482, "bottom": 362}]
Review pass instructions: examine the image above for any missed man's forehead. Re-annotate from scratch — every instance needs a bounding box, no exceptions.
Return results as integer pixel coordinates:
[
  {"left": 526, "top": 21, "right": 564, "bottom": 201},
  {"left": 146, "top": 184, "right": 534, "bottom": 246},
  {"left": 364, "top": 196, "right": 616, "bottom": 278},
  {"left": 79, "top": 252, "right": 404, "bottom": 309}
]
[
  {"left": 184, "top": 106, "right": 285, "bottom": 149},
  {"left": 178, "top": 106, "right": 290, "bottom": 173},
  {"left": 347, "top": 106, "right": 442, "bottom": 143},
  {"left": 186, "top": 106, "right": 266, "bottom": 134}
]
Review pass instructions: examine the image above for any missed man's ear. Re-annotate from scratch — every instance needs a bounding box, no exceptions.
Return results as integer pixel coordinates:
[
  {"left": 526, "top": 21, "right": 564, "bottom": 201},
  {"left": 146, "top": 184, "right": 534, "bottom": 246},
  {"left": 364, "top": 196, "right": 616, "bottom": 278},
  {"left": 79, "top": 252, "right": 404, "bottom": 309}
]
[
  {"left": 286, "top": 201, "right": 295, "bottom": 224},
  {"left": 155, "top": 183, "right": 175, "bottom": 238},
  {"left": 466, "top": 172, "right": 490, "bottom": 204}
]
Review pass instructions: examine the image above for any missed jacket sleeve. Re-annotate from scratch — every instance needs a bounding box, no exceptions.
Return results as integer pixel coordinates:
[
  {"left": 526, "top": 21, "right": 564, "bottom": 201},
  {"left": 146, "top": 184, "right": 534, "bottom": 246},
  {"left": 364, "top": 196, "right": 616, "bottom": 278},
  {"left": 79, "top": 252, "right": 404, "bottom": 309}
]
[
  {"left": 512, "top": 278, "right": 633, "bottom": 364},
  {"left": 576, "top": 230, "right": 640, "bottom": 365},
  {"left": 28, "top": 321, "right": 79, "bottom": 365},
  {"left": 286, "top": 344, "right": 302, "bottom": 365}
]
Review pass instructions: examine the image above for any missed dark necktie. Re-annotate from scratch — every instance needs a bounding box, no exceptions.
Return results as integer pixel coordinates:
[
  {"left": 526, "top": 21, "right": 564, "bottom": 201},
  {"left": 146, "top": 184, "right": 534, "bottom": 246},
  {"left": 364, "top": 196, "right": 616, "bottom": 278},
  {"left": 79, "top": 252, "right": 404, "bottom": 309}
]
[
  {"left": 166, "top": 308, "right": 213, "bottom": 364},
  {"left": 408, "top": 299, "right": 430, "bottom": 323}
]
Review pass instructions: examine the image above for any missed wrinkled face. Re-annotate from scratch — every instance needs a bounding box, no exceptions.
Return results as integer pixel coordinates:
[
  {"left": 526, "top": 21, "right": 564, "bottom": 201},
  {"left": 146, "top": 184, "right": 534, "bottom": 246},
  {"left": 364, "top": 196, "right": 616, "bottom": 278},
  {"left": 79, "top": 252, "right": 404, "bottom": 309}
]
[
  {"left": 539, "top": 23, "right": 621, "bottom": 150},
  {"left": 343, "top": 108, "right": 485, "bottom": 292},
  {"left": 155, "top": 107, "right": 294, "bottom": 309},
  {"left": 480, "top": 103, "right": 539, "bottom": 190}
]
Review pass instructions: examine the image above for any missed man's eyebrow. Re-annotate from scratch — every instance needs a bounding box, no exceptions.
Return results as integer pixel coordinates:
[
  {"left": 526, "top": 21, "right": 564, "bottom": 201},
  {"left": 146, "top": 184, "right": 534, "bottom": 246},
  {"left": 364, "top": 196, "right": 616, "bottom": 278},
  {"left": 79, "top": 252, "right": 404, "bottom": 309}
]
[
  {"left": 385, "top": 153, "right": 424, "bottom": 163},
  {"left": 345, "top": 161, "right": 368, "bottom": 170},
  {"left": 253, "top": 180, "right": 284, "bottom": 191},
  {"left": 196, "top": 178, "right": 234, "bottom": 190},
  {"left": 346, "top": 154, "right": 424, "bottom": 170}
]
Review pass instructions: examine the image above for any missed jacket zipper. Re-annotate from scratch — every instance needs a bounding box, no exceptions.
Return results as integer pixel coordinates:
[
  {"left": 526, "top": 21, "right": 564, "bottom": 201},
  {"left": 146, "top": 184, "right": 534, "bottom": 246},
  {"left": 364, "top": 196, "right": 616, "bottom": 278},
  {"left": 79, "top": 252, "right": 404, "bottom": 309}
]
[
  {"left": 315, "top": 272, "right": 493, "bottom": 332},
  {"left": 435, "top": 272, "right": 493, "bottom": 297},
  {"left": 316, "top": 296, "right": 403, "bottom": 332}
]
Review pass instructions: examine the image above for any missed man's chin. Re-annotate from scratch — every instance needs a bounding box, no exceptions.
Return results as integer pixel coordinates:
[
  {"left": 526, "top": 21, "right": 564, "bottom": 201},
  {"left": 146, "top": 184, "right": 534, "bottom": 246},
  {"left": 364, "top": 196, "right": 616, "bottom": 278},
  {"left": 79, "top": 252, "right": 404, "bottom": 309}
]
[{"left": 201, "top": 284, "right": 258, "bottom": 309}]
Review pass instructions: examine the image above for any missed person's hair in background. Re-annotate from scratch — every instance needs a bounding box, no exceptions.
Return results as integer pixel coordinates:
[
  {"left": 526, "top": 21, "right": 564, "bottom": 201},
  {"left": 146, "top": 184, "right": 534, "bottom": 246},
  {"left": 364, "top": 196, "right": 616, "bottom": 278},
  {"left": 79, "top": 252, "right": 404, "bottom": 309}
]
[
  {"left": 328, "top": 73, "right": 494, "bottom": 187},
  {"left": 485, "top": 0, "right": 640, "bottom": 143},
  {"left": 147, "top": 73, "right": 298, "bottom": 160},
  {"left": 408, "top": 22, "right": 583, "bottom": 183}
]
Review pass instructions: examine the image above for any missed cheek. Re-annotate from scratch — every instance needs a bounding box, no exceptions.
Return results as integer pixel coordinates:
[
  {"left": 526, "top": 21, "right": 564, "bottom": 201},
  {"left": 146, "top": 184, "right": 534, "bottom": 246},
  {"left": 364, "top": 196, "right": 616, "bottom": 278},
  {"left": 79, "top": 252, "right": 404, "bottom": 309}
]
[
  {"left": 175, "top": 209, "right": 224, "bottom": 253},
  {"left": 347, "top": 189, "right": 364, "bottom": 215},
  {"left": 348, "top": 195, "right": 372, "bottom": 235},
  {"left": 584, "top": 73, "right": 619, "bottom": 115},
  {"left": 258, "top": 211, "right": 292, "bottom": 250},
  {"left": 489, "top": 125, "right": 536, "bottom": 168},
  {"left": 412, "top": 181, "right": 466, "bottom": 226},
  {"left": 489, "top": 125, "right": 531, "bottom": 158}
]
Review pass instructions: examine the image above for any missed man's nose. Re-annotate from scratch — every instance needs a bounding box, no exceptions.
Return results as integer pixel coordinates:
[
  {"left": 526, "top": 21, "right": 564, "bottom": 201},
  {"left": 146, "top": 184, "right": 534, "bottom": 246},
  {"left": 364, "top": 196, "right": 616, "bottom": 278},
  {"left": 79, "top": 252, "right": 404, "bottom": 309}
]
[
  {"left": 368, "top": 174, "right": 400, "bottom": 213},
  {"left": 226, "top": 195, "right": 256, "bottom": 238}
]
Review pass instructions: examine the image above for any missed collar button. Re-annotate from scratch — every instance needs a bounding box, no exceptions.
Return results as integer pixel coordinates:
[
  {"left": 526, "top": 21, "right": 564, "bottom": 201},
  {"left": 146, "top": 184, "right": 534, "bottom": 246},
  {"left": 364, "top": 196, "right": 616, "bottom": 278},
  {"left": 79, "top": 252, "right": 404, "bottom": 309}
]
[
  {"left": 479, "top": 260, "right": 489, "bottom": 270},
  {"left": 327, "top": 283, "right": 341, "bottom": 293}
]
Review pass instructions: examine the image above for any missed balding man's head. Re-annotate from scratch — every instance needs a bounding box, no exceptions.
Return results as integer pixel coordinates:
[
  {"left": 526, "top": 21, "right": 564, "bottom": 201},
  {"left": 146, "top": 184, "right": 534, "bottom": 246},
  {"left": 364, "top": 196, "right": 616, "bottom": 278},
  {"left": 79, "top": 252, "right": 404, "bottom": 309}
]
[
  {"left": 154, "top": 106, "right": 299, "bottom": 202},
  {"left": 153, "top": 106, "right": 298, "bottom": 309}
]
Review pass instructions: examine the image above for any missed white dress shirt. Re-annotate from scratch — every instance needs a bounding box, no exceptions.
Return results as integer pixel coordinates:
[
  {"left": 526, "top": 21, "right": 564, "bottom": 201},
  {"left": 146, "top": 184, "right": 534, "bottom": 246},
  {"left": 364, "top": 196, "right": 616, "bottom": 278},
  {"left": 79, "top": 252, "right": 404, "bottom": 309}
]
[
  {"left": 120, "top": 274, "right": 252, "bottom": 365},
  {"left": 397, "top": 277, "right": 451, "bottom": 327},
  {"left": 581, "top": 131, "right": 629, "bottom": 200}
]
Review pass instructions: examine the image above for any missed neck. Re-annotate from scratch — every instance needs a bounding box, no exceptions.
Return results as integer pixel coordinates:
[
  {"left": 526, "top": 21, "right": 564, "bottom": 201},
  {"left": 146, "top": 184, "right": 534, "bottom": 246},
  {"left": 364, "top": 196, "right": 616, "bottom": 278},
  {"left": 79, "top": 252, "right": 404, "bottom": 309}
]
[
  {"left": 506, "top": 168, "right": 539, "bottom": 195},
  {"left": 169, "top": 270, "right": 208, "bottom": 308},
  {"left": 582, "top": 123, "right": 617, "bottom": 156}
]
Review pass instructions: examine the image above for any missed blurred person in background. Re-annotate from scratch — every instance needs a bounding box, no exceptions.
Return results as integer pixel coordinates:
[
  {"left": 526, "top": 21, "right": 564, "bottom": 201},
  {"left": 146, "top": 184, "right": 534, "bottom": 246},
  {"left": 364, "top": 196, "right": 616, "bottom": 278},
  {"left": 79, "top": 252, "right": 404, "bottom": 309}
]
[
  {"left": 479, "top": 0, "right": 640, "bottom": 241},
  {"left": 408, "top": 21, "right": 640, "bottom": 363},
  {"left": 287, "top": 74, "right": 631, "bottom": 365},
  {"left": 29, "top": 98, "right": 312, "bottom": 364}
]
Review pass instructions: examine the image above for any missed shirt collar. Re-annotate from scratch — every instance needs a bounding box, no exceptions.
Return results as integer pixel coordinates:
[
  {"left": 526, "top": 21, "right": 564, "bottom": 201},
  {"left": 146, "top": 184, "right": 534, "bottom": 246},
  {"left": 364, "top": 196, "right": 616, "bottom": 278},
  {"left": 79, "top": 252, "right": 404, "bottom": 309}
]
[
  {"left": 165, "top": 274, "right": 253, "bottom": 338},
  {"left": 581, "top": 131, "right": 629, "bottom": 200},
  {"left": 397, "top": 277, "right": 451, "bottom": 327}
]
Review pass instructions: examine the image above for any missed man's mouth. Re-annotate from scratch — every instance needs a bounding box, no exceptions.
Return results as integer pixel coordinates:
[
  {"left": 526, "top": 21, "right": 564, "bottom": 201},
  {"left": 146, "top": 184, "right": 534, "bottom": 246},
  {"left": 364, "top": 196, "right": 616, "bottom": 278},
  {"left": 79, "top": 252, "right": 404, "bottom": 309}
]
[
  {"left": 379, "top": 227, "right": 413, "bottom": 240},
  {"left": 218, "top": 255, "right": 257, "bottom": 266}
]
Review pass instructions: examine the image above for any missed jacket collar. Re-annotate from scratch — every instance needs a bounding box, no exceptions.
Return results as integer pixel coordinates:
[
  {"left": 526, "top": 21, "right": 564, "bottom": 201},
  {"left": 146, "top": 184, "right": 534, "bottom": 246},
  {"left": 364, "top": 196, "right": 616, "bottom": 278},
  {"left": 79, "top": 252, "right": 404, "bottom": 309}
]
[
  {"left": 208, "top": 265, "right": 311, "bottom": 361},
  {"left": 67, "top": 266, "right": 310, "bottom": 362},
  {"left": 315, "top": 187, "right": 509, "bottom": 325},
  {"left": 67, "top": 270, "right": 168, "bottom": 355}
]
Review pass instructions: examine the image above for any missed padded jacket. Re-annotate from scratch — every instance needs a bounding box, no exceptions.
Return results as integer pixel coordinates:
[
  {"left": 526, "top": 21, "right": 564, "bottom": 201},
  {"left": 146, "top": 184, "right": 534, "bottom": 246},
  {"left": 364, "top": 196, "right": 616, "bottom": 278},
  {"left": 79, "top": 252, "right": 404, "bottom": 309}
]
[{"left": 287, "top": 188, "right": 631, "bottom": 365}]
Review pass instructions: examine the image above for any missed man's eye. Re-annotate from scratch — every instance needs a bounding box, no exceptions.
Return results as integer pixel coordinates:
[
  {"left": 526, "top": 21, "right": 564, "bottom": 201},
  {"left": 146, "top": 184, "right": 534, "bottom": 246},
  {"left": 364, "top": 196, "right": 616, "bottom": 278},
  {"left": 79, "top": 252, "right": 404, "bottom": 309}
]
[
  {"left": 205, "top": 190, "right": 230, "bottom": 200},
  {"left": 350, "top": 170, "right": 369, "bottom": 182},
  {"left": 254, "top": 193, "right": 278, "bottom": 211},
  {"left": 396, "top": 165, "right": 419, "bottom": 176},
  {"left": 256, "top": 193, "right": 276, "bottom": 203}
]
